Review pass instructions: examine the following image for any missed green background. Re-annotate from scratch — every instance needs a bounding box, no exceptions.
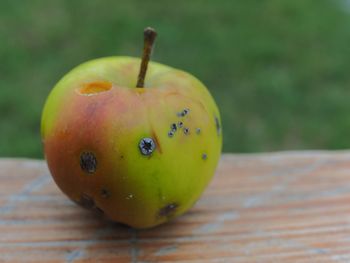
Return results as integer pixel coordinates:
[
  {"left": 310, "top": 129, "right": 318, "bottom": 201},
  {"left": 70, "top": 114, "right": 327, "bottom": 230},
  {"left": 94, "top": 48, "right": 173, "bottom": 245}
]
[{"left": 1, "top": 0, "right": 350, "bottom": 158}]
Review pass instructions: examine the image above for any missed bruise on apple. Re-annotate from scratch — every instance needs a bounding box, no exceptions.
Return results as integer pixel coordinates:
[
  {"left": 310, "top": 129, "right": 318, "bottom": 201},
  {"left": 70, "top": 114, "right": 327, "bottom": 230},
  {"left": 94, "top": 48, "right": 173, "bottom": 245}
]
[
  {"left": 80, "top": 151, "right": 97, "bottom": 174},
  {"left": 158, "top": 202, "right": 178, "bottom": 218},
  {"left": 202, "top": 153, "right": 208, "bottom": 160}
]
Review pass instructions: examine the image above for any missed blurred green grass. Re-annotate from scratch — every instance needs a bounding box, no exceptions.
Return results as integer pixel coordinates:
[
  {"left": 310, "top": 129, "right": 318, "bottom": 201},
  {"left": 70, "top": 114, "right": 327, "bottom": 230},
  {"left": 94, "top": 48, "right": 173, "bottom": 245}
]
[{"left": 1, "top": 0, "right": 350, "bottom": 158}]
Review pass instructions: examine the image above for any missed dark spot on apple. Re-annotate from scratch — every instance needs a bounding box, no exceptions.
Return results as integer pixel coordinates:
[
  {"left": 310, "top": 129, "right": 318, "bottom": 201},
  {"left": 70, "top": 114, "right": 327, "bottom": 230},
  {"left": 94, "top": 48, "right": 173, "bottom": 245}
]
[
  {"left": 80, "top": 152, "right": 97, "bottom": 174},
  {"left": 101, "top": 188, "right": 110, "bottom": 198},
  {"left": 183, "top": 108, "right": 190, "bottom": 115},
  {"left": 178, "top": 121, "right": 183, "bottom": 128},
  {"left": 177, "top": 108, "right": 189, "bottom": 117},
  {"left": 170, "top": 123, "right": 177, "bottom": 132},
  {"left": 183, "top": 127, "right": 190, "bottom": 135},
  {"left": 151, "top": 129, "right": 162, "bottom": 154},
  {"left": 196, "top": 128, "right": 201, "bottom": 134},
  {"left": 215, "top": 116, "right": 221, "bottom": 136},
  {"left": 139, "top": 137, "right": 156, "bottom": 156},
  {"left": 202, "top": 153, "right": 208, "bottom": 160},
  {"left": 76, "top": 193, "right": 104, "bottom": 214},
  {"left": 177, "top": 111, "right": 185, "bottom": 117},
  {"left": 168, "top": 131, "right": 174, "bottom": 138},
  {"left": 159, "top": 203, "right": 178, "bottom": 218},
  {"left": 95, "top": 207, "right": 104, "bottom": 214},
  {"left": 76, "top": 193, "right": 95, "bottom": 209}
]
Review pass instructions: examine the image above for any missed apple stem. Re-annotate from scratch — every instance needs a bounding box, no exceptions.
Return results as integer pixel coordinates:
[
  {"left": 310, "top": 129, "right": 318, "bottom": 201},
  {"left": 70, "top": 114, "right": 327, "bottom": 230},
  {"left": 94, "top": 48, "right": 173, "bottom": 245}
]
[{"left": 136, "top": 27, "right": 157, "bottom": 88}]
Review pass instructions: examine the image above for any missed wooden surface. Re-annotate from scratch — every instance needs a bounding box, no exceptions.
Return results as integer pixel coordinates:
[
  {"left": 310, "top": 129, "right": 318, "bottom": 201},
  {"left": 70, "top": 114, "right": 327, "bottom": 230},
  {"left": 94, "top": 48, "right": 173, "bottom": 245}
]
[{"left": 2, "top": 152, "right": 350, "bottom": 262}]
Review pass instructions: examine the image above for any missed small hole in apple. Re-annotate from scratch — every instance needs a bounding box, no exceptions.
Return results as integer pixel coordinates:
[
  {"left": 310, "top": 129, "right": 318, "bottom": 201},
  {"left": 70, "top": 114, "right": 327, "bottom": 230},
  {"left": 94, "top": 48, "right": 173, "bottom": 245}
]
[
  {"left": 183, "top": 127, "right": 190, "bottom": 135},
  {"left": 101, "top": 188, "right": 110, "bottom": 198},
  {"left": 168, "top": 131, "right": 174, "bottom": 138},
  {"left": 183, "top": 108, "right": 190, "bottom": 115},
  {"left": 170, "top": 123, "right": 177, "bottom": 132},
  {"left": 78, "top": 81, "right": 112, "bottom": 96},
  {"left": 158, "top": 202, "right": 178, "bottom": 218}
]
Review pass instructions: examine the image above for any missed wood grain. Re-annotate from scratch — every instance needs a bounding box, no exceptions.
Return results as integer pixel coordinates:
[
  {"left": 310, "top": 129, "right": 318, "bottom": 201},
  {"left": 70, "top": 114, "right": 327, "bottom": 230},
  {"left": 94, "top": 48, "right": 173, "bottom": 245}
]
[{"left": 1, "top": 151, "right": 350, "bottom": 262}]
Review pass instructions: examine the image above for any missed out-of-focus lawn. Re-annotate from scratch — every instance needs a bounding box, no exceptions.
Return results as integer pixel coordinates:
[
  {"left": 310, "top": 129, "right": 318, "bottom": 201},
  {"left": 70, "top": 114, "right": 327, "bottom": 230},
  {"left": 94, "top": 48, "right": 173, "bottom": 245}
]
[{"left": 1, "top": 0, "right": 350, "bottom": 158}]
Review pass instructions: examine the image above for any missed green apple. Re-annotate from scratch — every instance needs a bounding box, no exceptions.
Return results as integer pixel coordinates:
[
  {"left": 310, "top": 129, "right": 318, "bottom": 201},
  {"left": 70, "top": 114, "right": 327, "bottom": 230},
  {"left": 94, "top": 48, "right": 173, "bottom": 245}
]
[{"left": 41, "top": 27, "right": 222, "bottom": 228}]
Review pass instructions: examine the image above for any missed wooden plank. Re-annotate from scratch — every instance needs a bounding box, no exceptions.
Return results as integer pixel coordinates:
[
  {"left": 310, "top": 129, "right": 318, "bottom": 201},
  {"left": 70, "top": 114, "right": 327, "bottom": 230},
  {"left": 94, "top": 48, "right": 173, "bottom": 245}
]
[{"left": 1, "top": 152, "right": 350, "bottom": 262}]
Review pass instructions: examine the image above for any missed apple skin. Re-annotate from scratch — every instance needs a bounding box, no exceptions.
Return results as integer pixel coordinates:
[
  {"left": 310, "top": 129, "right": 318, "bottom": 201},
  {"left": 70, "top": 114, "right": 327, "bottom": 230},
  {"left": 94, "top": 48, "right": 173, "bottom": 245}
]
[{"left": 41, "top": 56, "right": 222, "bottom": 228}]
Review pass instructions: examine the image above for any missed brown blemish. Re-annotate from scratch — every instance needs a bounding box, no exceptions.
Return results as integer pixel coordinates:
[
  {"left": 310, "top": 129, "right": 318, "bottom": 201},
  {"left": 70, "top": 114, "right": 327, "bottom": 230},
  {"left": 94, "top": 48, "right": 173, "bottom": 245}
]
[
  {"left": 76, "top": 193, "right": 95, "bottom": 209},
  {"left": 151, "top": 129, "right": 162, "bottom": 154},
  {"left": 95, "top": 207, "right": 104, "bottom": 214},
  {"left": 215, "top": 116, "right": 221, "bottom": 136},
  {"left": 76, "top": 193, "right": 104, "bottom": 214},
  {"left": 158, "top": 203, "right": 178, "bottom": 218},
  {"left": 80, "top": 152, "right": 97, "bottom": 174},
  {"left": 78, "top": 81, "right": 112, "bottom": 95}
]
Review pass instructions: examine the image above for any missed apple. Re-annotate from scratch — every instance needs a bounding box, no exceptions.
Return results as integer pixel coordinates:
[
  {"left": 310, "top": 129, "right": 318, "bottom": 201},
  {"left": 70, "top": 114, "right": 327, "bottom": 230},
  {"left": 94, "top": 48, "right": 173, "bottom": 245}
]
[{"left": 41, "top": 27, "right": 222, "bottom": 228}]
